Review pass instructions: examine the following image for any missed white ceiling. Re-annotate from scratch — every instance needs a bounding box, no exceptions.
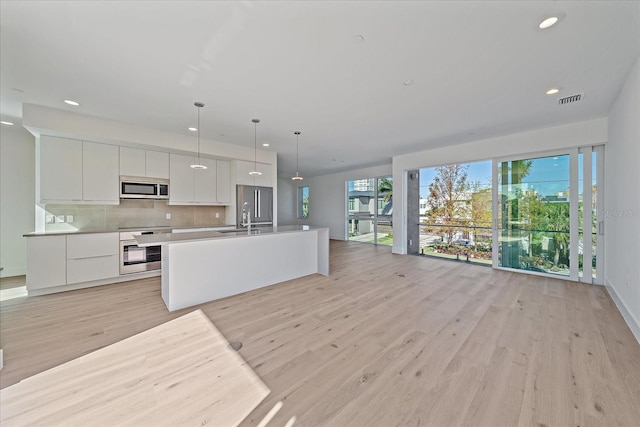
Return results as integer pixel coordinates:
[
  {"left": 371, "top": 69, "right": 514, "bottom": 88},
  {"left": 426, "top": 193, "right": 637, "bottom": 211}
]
[{"left": 1, "top": 1, "right": 639, "bottom": 177}]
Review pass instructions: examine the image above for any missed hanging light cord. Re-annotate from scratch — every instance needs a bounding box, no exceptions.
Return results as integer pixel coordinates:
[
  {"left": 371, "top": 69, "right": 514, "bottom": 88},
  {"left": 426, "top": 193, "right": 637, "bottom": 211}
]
[
  {"left": 249, "top": 119, "right": 262, "bottom": 175},
  {"left": 197, "top": 106, "right": 201, "bottom": 162},
  {"left": 191, "top": 102, "right": 206, "bottom": 169},
  {"left": 292, "top": 131, "right": 303, "bottom": 180}
]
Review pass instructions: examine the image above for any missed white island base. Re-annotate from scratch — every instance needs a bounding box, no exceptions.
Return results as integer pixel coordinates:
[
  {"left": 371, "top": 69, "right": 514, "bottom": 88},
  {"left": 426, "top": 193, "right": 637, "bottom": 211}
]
[{"left": 160, "top": 227, "right": 329, "bottom": 311}]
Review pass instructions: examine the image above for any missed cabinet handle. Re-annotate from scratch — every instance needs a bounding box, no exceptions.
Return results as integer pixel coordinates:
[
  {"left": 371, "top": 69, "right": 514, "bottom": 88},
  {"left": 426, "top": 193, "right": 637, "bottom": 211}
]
[{"left": 69, "top": 254, "right": 116, "bottom": 261}]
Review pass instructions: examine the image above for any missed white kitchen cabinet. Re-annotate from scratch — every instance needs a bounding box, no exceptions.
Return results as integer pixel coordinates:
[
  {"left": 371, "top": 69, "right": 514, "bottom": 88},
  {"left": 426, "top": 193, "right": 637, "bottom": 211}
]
[
  {"left": 38, "top": 136, "right": 118, "bottom": 204},
  {"left": 26, "top": 235, "right": 67, "bottom": 290},
  {"left": 120, "top": 148, "right": 169, "bottom": 179},
  {"left": 39, "top": 136, "right": 83, "bottom": 202},
  {"left": 145, "top": 150, "right": 169, "bottom": 179},
  {"left": 66, "top": 233, "right": 119, "bottom": 284},
  {"left": 216, "top": 160, "right": 231, "bottom": 203},
  {"left": 169, "top": 153, "right": 195, "bottom": 203},
  {"left": 119, "top": 147, "right": 146, "bottom": 177},
  {"left": 83, "top": 142, "right": 119, "bottom": 203},
  {"left": 170, "top": 154, "right": 229, "bottom": 205},
  {"left": 235, "top": 160, "right": 272, "bottom": 187},
  {"left": 67, "top": 233, "right": 119, "bottom": 259},
  {"left": 194, "top": 158, "right": 217, "bottom": 204}
]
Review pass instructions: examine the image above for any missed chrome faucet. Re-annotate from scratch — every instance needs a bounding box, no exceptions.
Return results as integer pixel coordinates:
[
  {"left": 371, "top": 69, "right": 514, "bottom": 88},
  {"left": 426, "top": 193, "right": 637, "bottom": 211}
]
[{"left": 242, "top": 201, "right": 251, "bottom": 232}]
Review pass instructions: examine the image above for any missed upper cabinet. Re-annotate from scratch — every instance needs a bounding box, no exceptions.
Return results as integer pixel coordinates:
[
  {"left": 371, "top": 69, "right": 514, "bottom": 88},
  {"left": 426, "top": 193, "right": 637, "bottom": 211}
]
[
  {"left": 37, "top": 136, "right": 233, "bottom": 206},
  {"left": 169, "top": 155, "right": 231, "bottom": 205},
  {"left": 39, "top": 136, "right": 83, "bottom": 201},
  {"left": 216, "top": 160, "right": 231, "bottom": 204},
  {"left": 145, "top": 150, "right": 169, "bottom": 179},
  {"left": 39, "top": 136, "right": 119, "bottom": 204},
  {"left": 235, "top": 160, "right": 273, "bottom": 187},
  {"left": 119, "top": 147, "right": 145, "bottom": 177},
  {"left": 83, "top": 142, "right": 119, "bottom": 202},
  {"left": 120, "top": 147, "right": 169, "bottom": 179}
]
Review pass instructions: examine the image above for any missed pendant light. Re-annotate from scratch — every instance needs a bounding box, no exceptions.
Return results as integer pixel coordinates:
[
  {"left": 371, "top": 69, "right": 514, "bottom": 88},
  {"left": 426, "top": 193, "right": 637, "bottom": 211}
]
[
  {"left": 292, "top": 131, "right": 303, "bottom": 181},
  {"left": 190, "top": 102, "right": 207, "bottom": 169},
  {"left": 249, "top": 118, "right": 262, "bottom": 176}
]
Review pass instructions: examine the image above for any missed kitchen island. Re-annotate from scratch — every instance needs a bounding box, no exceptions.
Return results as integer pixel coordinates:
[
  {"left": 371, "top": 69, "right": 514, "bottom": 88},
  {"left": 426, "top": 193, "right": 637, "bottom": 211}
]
[{"left": 136, "top": 225, "right": 329, "bottom": 311}]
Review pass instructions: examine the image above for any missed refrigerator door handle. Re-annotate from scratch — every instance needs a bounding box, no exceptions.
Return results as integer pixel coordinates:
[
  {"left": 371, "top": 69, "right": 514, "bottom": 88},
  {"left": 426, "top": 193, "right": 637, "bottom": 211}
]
[{"left": 257, "top": 190, "right": 261, "bottom": 217}]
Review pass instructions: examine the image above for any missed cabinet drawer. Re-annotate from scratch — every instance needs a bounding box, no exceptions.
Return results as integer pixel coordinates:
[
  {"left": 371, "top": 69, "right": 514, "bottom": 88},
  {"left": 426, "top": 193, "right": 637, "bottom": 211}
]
[
  {"left": 67, "top": 255, "right": 119, "bottom": 284},
  {"left": 67, "top": 233, "right": 119, "bottom": 259}
]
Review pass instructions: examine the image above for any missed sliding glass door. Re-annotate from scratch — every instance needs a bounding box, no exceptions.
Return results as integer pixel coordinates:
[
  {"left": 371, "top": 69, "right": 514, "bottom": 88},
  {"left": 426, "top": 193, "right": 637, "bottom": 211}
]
[
  {"left": 578, "top": 146, "right": 604, "bottom": 284},
  {"left": 493, "top": 147, "right": 603, "bottom": 283},
  {"left": 347, "top": 177, "right": 393, "bottom": 246},
  {"left": 496, "top": 154, "right": 572, "bottom": 277}
]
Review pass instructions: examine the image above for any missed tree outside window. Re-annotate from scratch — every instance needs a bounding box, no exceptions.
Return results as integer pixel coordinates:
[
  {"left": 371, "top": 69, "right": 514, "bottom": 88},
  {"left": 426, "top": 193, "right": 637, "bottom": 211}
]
[{"left": 298, "top": 186, "right": 309, "bottom": 219}]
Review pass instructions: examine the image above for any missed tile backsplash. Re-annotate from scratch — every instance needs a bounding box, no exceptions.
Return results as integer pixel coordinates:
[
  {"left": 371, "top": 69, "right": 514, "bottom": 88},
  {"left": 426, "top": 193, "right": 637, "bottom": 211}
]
[{"left": 44, "top": 200, "right": 227, "bottom": 231}]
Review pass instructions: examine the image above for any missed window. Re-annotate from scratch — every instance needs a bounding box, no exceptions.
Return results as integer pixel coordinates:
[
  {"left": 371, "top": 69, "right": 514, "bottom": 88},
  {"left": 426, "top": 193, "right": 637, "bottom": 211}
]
[
  {"left": 418, "top": 161, "right": 493, "bottom": 264},
  {"left": 297, "top": 186, "right": 309, "bottom": 219},
  {"left": 347, "top": 176, "right": 393, "bottom": 246},
  {"left": 494, "top": 147, "right": 603, "bottom": 282},
  {"left": 411, "top": 147, "right": 603, "bottom": 282}
]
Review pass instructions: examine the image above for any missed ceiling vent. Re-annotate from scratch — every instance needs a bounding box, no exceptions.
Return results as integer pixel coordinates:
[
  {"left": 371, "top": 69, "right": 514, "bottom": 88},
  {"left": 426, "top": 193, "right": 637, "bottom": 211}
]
[{"left": 558, "top": 93, "right": 584, "bottom": 105}]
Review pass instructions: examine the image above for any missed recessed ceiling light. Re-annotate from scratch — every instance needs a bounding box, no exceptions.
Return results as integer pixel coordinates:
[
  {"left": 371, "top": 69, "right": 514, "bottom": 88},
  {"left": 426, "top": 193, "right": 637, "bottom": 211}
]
[
  {"left": 546, "top": 87, "right": 560, "bottom": 95},
  {"left": 353, "top": 34, "right": 365, "bottom": 44},
  {"left": 403, "top": 79, "right": 414, "bottom": 86},
  {"left": 64, "top": 99, "right": 80, "bottom": 106},
  {"left": 1, "top": 120, "right": 15, "bottom": 126},
  {"left": 262, "top": 143, "right": 270, "bottom": 147},
  {"left": 539, "top": 16, "right": 559, "bottom": 29},
  {"left": 188, "top": 127, "right": 197, "bottom": 132}
]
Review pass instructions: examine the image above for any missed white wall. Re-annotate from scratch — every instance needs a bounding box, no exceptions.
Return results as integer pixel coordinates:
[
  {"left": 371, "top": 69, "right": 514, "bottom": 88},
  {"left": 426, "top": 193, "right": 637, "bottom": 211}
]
[
  {"left": 392, "top": 117, "right": 608, "bottom": 254},
  {"left": 605, "top": 56, "right": 640, "bottom": 341},
  {"left": 277, "top": 177, "right": 296, "bottom": 225},
  {"left": 303, "top": 164, "right": 392, "bottom": 240},
  {"left": 1, "top": 125, "right": 35, "bottom": 277}
]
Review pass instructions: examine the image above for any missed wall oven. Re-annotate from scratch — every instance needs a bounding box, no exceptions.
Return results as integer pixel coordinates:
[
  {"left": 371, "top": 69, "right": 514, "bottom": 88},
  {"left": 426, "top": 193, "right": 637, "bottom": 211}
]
[{"left": 119, "top": 230, "right": 164, "bottom": 275}]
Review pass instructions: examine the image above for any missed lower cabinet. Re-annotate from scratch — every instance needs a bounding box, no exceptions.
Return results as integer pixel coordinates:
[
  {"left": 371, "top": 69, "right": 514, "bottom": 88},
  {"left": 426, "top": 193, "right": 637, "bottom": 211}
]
[
  {"left": 26, "top": 236, "right": 67, "bottom": 290},
  {"left": 26, "top": 233, "right": 120, "bottom": 291},
  {"left": 66, "top": 233, "right": 119, "bottom": 284},
  {"left": 67, "top": 256, "right": 119, "bottom": 284}
]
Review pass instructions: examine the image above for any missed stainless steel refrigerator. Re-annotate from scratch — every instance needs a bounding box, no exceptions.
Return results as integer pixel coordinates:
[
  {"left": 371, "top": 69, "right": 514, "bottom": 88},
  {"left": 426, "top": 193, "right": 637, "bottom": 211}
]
[{"left": 236, "top": 185, "right": 273, "bottom": 227}]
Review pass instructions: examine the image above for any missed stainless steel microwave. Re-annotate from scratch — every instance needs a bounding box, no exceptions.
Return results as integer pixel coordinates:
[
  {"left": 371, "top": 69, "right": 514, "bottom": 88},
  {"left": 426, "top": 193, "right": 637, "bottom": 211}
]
[{"left": 120, "top": 176, "right": 169, "bottom": 199}]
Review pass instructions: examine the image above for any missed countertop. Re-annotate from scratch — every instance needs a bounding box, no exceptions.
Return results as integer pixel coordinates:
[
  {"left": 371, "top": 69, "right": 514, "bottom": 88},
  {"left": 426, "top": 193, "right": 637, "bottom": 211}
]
[
  {"left": 134, "top": 225, "right": 321, "bottom": 247},
  {"left": 23, "top": 224, "right": 236, "bottom": 237}
]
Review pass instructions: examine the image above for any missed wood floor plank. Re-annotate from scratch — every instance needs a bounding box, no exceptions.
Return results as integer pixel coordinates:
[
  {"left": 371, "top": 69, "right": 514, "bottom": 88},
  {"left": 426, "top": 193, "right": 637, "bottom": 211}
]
[{"left": 2, "top": 240, "right": 639, "bottom": 426}]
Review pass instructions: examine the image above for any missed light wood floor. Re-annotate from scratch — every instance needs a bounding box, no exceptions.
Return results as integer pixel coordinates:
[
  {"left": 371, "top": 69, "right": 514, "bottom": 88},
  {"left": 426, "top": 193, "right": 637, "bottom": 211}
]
[{"left": 2, "top": 241, "right": 639, "bottom": 426}]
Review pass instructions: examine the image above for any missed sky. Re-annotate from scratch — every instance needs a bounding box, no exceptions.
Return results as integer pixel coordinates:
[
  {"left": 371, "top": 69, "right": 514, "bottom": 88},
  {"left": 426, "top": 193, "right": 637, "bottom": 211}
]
[
  {"left": 419, "top": 161, "right": 492, "bottom": 199},
  {"left": 418, "top": 153, "right": 597, "bottom": 199},
  {"left": 347, "top": 152, "right": 596, "bottom": 199}
]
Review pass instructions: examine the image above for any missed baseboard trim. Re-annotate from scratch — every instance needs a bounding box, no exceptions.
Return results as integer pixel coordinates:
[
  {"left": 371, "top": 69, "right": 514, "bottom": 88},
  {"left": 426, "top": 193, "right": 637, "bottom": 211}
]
[
  {"left": 605, "top": 279, "right": 640, "bottom": 345},
  {"left": 28, "top": 270, "right": 161, "bottom": 296},
  {"left": 0, "top": 266, "right": 26, "bottom": 278}
]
